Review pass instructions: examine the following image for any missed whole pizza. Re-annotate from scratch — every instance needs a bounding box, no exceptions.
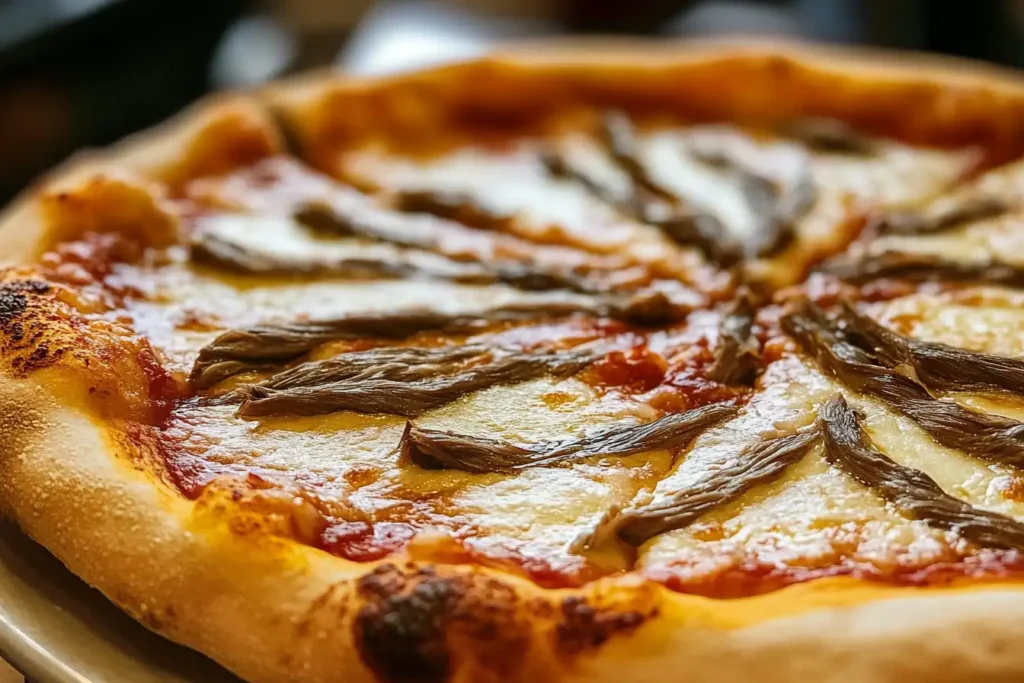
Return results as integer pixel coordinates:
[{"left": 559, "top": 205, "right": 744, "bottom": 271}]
[{"left": 5, "top": 40, "right": 1024, "bottom": 682}]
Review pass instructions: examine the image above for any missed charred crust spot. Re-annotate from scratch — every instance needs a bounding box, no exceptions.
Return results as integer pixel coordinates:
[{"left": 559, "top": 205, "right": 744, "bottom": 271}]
[
  {"left": 354, "top": 563, "right": 529, "bottom": 683},
  {"left": 555, "top": 596, "right": 654, "bottom": 656},
  {"left": 0, "top": 279, "right": 49, "bottom": 328},
  {"left": 354, "top": 564, "right": 462, "bottom": 683},
  {"left": 0, "top": 279, "right": 60, "bottom": 372}
]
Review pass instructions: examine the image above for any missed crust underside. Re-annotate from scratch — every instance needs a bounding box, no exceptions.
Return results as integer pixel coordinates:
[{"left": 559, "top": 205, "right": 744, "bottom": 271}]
[{"left": 5, "top": 39, "right": 1024, "bottom": 683}]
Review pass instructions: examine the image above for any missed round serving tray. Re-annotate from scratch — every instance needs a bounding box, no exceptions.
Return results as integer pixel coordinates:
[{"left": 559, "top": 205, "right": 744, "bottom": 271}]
[{"left": 0, "top": 521, "right": 239, "bottom": 683}]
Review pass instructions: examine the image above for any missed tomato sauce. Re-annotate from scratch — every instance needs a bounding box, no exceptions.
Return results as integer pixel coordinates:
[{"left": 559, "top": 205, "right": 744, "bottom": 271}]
[
  {"left": 319, "top": 521, "right": 418, "bottom": 562},
  {"left": 646, "top": 550, "right": 1024, "bottom": 599}
]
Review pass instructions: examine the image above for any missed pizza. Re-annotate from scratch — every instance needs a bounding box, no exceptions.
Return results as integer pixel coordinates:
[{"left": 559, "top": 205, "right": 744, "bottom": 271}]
[{"left": 6, "top": 39, "right": 1024, "bottom": 682}]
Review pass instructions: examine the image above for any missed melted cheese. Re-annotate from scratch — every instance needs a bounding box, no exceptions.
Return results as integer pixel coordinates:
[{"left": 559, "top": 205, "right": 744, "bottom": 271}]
[
  {"left": 124, "top": 257, "right": 597, "bottom": 374},
  {"left": 639, "top": 355, "right": 1024, "bottom": 581},
  {"left": 174, "top": 376, "right": 668, "bottom": 579},
  {"left": 863, "top": 157, "right": 1024, "bottom": 265},
  {"left": 97, "top": 120, "right": 1022, "bottom": 592},
  {"left": 641, "top": 291, "right": 1024, "bottom": 583},
  {"left": 872, "top": 289, "right": 1024, "bottom": 356},
  {"left": 345, "top": 124, "right": 973, "bottom": 286}
]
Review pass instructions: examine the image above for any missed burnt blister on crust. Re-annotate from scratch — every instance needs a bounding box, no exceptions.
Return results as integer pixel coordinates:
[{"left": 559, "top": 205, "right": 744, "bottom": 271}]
[
  {"left": 355, "top": 564, "right": 482, "bottom": 683},
  {"left": 0, "top": 278, "right": 50, "bottom": 327},
  {"left": 0, "top": 278, "right": 63, "bottom": 375},
  {"left": 353, "top": 563, "right": 656, "bottom": 683}
]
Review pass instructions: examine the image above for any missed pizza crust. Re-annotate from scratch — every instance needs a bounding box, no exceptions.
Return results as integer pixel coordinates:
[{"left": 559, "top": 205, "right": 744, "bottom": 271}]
[
  {"left": 0, "top": 93, "right": 281, "bottom": 263},
  {"left": 5, "top": 40, "right": 1024, "bottom": 683}
]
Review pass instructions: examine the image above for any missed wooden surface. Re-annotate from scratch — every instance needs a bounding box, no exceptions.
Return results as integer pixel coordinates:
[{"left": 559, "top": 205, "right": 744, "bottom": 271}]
[{"left": 0, "top": 659, "right": 22, "bottom": 683}]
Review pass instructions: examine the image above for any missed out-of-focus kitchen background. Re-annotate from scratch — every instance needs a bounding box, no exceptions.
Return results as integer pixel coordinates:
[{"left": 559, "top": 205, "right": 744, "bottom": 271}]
[{"left": 2, "top": 0, "right": 1024, "bottom": 207}]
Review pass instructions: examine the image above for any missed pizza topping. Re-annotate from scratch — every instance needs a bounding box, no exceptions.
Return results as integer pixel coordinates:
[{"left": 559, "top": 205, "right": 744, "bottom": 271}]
[
  {"left": 819, "top": 393, "right": 1024, "bottom": 551},
  {"left": 779, "top": 117, "right": 877, "bottom": 155},
  {"left": 784, "top": 299, "right": 1024, "bottom": 467},
  {"left": 538, "top": 147, "right": 624, "bottom": 209},
  {"left": 234, "top": 343, "right": 600, "bottom": 418},
  {"left": 189, "top": 293, "right": 686, "bottom": 390},
  {"left": 21, "top": 90, "right": 1020, "bottom": 599},
  {"left": 599, "top": 110, "right": 680, "bottom": 211},
  {"left": 690, "top": 147, "right": 818, "bottom": 257},
  {"left": 191, "top": 226, "right": 499, "bottom": 283},
  {"left": 819, "top": 251, "right": 1024, "bottom": 287},
  {"left": 541, "top": 115, "right": 743, "bottom": 266},
  {"left": 584, "top": 345, "right": 668, "bottom": 393},
  {"left": 650, "top": 212, "right": 743, "bottom": 267},
  {"left": 189, "top": 301, "right": 614, "bottom": 389},
  {"left": 833, "top": 299, "right": 1024, "bottom": 395},
  {"left": 604, "top": 427, "right": 821, "bottom": 549},
  {"left": 295, "top": 201, "right": 628, "bottom": 295},
  {"left": 196, "top": 155, "right": 673, "bottom": 289},
  {"left": 391, "top": 188, "right": 513, "bottom": 234},
  {"left": 707, "top": 290, "right": 762, "bottom": 385},
  {"left": 400, "top": 402, "right": 739, "bottom": 473},
  {"left": 874, "top": 195, "right": 1011, "bottom": 236}
]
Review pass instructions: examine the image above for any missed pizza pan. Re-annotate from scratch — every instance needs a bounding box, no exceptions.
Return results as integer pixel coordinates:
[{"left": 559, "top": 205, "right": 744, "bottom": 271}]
[{"left": 0, "top": 521, "right": 240, "bottom": 683}]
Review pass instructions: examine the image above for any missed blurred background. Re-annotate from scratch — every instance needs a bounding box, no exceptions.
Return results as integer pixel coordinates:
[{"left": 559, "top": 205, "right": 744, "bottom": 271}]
[{"left": 2, "top": 0, "right": 1024, "bottom": 203}]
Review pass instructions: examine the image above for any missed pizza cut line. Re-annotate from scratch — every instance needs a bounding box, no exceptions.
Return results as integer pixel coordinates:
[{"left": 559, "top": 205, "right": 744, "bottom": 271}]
[{"left": 7, "top": 43, "right": 1024, "bottom": 682}]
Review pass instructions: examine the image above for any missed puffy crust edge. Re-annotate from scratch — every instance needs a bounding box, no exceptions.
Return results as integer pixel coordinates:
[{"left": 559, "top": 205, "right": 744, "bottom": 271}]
[
  {"left": 264, "top": 37, "right": 1024, "bottom": 172},
  {"left": 5, "top": 40, "right": 1024, "bottom": 683},
  {"left": 0, "top": 92, "right": 281, "bottom": 263}
]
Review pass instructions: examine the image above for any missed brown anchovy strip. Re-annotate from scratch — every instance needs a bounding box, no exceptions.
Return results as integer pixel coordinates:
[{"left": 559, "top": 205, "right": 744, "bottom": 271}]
[
  {"left": 779, "top": 118, "right": 876, "bottom": 155},
  {"left": 783, "top": 300, "right": 1024, "bottom": 468},
  {"left": 540, "top": 119, "right": 742, "bottom": 267},
  {"left": 235, "top": 343, "right": 599, "bottom": 418},
  {"left": 708, "top": 291, "right": 762, "bottom": 385},
  {"left": 538, "top": 148, "right": 628, "bottom": 210},
  {"left": 599, "top": 109, "right": 680, "bottom": 207},
  {"left": 691, "top": 148, "right": 817, "bottom": 257},
  {"left": 833, "top": 300, "right": 1024, "bottom": 396},
  {"left": 294, "top": 201, "right": 609, "bottom": 295},
  {"left": 189, "top": 294, "right": 682, "bottom": 390},
  {"left": 819, "top": 394, "right": 1024, "bottom": 551},
  {"left": 190, "top": 229, "right": 506, "bottom": 283},
  {"left": 649, "top": 211, "right": 744, "bottom": 267},
  {"left": 818, "top": 251, "right": 1024, "bottom": 287},
  {"left": 190, "top": 304, "right": 579, "bottom": 389},
  {"left": 875, "top": 196, "right": 1010, "bottom": 236},
  {"left": 614, "top": 427, "right": 820, "bottom": 547},
  {"left": 401, "top": 402, "right": 739, "bottom": 473},
  {"left": 392, "top": 189, "right": 512, "bottom": 233},
  {"left": 598, "top": 112, "right": 750, "bottom": 263}
]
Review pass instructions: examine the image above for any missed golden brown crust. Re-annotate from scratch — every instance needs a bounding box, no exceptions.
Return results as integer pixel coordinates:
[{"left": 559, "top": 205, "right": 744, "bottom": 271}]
[
  {"left": 264, "top": 38, "right": 1024, "bottom": 171},
  {"left": 0, "top": 93, "right": 280, "bottom": 262},
  {"left": 6, "top": 40, "right": 1024, "bottom": 683}
]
